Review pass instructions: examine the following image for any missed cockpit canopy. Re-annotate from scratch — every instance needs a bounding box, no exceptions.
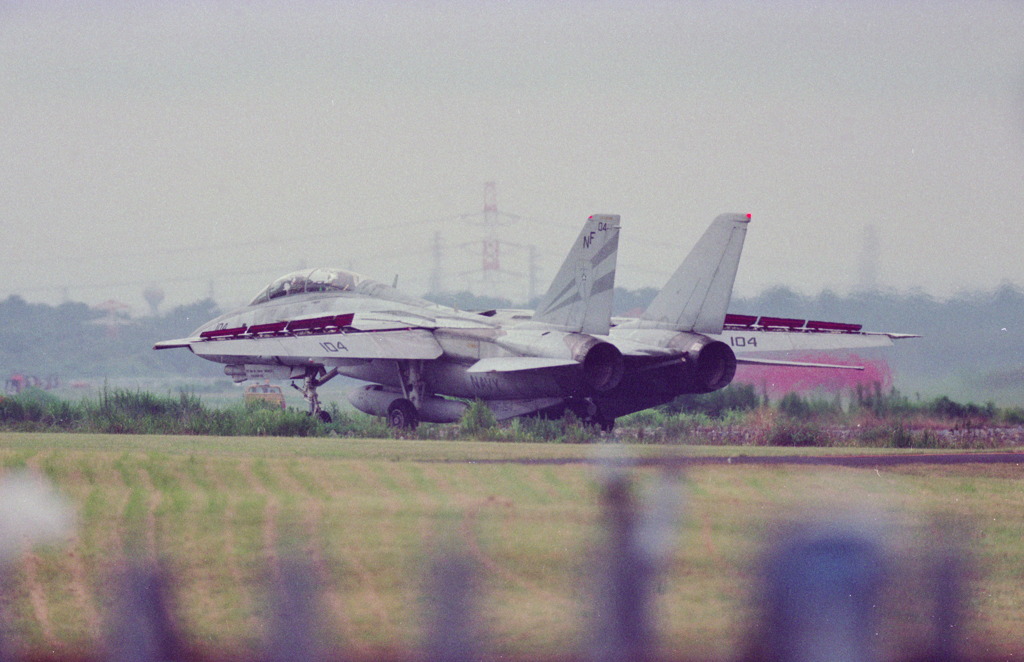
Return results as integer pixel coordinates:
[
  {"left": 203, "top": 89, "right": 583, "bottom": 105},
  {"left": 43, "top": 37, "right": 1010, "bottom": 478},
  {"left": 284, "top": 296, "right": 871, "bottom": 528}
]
[{"left": 249, "top": 269, "right": 366, "bottom": 306}]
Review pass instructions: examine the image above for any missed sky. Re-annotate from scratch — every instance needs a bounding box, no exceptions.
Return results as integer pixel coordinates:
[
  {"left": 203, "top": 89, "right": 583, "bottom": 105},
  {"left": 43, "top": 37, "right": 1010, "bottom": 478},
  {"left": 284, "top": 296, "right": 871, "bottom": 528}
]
[{"left": 3, "top": 1, "right": 1024, "bottom": 314}]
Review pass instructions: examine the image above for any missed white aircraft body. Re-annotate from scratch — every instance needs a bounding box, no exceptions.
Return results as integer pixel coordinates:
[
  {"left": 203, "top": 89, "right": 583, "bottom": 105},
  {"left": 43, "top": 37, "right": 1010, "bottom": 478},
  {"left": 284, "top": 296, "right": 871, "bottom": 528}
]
[{"left": 155, "top": 213, "right": 911, "bottom": 429}]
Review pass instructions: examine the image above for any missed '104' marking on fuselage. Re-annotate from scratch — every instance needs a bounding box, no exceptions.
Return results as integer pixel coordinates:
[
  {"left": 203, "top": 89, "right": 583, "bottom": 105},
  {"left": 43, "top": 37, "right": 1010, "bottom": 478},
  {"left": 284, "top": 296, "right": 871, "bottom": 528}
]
[{"left": 319, "top": 341, "right": 348, "bottom": 352}]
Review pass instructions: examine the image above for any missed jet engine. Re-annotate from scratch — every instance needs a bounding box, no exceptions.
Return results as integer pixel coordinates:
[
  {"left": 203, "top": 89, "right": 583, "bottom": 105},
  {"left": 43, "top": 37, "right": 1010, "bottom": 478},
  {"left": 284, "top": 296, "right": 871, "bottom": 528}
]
[
  {"left": 566, "top": 334, "right": 625, "bottom": 393},
  {"left": 666, "top": 332, "right": 737, "bottom": 393},
  {"left": 494, "top": 330, "right": 625, "bottom": 394}
]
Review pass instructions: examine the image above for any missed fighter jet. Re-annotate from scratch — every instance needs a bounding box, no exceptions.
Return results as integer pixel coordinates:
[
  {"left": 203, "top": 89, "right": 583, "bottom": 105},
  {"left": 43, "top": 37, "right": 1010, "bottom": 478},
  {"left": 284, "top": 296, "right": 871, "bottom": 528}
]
[{"left": 154, "top": 213, "right": 906, "bottom": 429}]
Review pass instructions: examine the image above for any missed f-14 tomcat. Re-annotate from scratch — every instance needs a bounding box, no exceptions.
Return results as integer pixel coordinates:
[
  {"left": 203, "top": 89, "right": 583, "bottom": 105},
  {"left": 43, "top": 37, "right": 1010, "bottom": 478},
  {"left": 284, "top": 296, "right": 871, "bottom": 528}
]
[{"left": 155, "top": 213, "right": 908, "bottom": 429}]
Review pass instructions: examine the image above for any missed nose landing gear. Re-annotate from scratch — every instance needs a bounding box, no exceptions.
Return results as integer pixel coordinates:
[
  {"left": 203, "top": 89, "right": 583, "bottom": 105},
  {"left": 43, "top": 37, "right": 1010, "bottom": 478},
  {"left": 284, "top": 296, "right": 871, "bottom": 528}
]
[{"left": 291, "top": 367, "right": 339, "bottom": 423}]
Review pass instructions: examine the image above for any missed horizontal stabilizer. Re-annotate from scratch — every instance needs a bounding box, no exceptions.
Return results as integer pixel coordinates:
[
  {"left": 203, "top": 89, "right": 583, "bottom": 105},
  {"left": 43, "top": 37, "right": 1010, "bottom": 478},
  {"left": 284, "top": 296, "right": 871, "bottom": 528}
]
[
  {"left": 736, "top": 357, "right": 864, "bottom": 370},
  {"left": 467, "top": 357, "right": 578, "bottom": 373}
]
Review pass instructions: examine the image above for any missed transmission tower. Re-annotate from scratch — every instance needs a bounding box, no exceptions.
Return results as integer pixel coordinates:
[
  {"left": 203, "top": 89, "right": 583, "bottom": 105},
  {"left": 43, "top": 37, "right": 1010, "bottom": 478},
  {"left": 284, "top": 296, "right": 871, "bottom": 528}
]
[{"left": 456, "top": 182, "right": 536, "bottom": 301}]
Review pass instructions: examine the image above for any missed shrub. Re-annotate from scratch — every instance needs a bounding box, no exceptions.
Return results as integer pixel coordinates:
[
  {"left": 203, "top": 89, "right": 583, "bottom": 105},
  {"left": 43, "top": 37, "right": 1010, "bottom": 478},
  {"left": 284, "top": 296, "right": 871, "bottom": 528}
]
[
  {"left": 778, "top": 393, "right": 812, "bottom": 419},
  {"left": 509, "top": 416, "right": 566, "bottom": 443},
  {"left": 662, "top": 384, "right": 760, "bottom": 418},
  {"left": 889, "top": 424, "right": 915, "bottom": 449},
  {"left": 43, "top": 399, "right": 83, "bottom": 429},
  {"left": 0, "top": 397, "right": 25, "bottom": 423},
  {"left": 766, "top": 420, "right": 827, "bottom": 447},
  {"left": 1002, "top": 407, "right": 1024, "bottom": 425},
  {"left": 561, "top": 411, "right": 592, "bottom": 444},
  {"left": 459, "top": 400, "right": 498, "bottom": 437},
  {"left": 929, "top": 396, "right": 997, "bottom": 422}
]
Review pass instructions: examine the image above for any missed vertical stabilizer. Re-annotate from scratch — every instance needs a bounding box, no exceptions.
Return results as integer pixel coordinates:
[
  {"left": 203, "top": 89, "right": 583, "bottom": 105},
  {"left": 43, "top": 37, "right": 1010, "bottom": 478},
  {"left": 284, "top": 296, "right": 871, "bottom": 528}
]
[
  {"left": 533, "top": 214, "right": 620, "bottom": 335},
  {"left": 641, "top": 213, "right": 750, "bottom": 334}
]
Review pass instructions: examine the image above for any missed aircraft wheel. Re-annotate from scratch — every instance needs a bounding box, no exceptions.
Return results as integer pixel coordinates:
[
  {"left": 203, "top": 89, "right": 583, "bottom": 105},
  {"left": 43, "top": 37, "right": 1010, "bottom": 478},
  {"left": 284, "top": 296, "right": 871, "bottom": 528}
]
[
  {"left": 318, "top": 410, "right": 333, "bottom": 424},
  {"left": 596, "top": 416, "right": 615, "bottom": 433},
  {"left": 387, "top": 399, "right": 419, "bottom": 429}
]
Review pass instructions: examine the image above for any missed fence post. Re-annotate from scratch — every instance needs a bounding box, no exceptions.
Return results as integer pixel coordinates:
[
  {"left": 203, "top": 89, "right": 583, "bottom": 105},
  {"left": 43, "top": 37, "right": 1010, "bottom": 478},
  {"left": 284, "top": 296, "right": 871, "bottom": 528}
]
[
  {"left": 588, "top": 469, "right": 682, "bottom": 662},
  {"left": 747, "top": 523, "right": 885, "bottom": 662},
  {"left": 107, "top": 561, "right": 184, "bottom": 662},
  {"left": 267, "top": 556, "right": 324, "bottom": 662},
  {"left": 926, "top": 523, "right": 968, "bottom": 662},
  {"left": 423, "top": 549, "right": 479, "bottom": 662}
]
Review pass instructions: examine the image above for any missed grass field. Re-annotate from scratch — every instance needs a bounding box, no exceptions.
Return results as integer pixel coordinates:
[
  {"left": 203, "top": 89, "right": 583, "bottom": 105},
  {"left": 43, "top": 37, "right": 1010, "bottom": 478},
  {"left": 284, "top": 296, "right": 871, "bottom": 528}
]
[{"left": 1, "top": 432, "right": 1023, "bottom": 660}]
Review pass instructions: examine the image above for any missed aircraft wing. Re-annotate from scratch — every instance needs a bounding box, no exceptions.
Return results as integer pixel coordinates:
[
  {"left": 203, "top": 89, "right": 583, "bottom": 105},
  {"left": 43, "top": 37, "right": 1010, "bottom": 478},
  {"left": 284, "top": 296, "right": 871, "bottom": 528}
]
[
  {"left": 160, "top": 328, "right": 444, "bottom": 361},
  {"left": 714, "top": 329, "right": 896, "bottom": 352},
  {"left": 736, "top": 356, "right": 865, "bottom": 370}
]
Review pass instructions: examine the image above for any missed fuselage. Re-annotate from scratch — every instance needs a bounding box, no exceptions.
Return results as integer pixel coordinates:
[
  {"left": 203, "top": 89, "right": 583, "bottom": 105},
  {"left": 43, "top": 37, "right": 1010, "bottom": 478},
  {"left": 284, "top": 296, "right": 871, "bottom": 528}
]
[
  {"left": 190, "top": 271, "right": 614, "bottom": 403},
  {"left": 167, "top": 266, "right": 746, "bottom": 423}
]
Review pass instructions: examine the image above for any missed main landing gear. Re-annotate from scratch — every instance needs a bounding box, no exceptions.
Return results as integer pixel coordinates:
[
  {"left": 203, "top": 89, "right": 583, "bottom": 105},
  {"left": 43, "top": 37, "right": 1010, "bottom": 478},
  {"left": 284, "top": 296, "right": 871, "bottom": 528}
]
[
  {"left": 386, "top": 398, "right": 418, "bottom": 429},
  {"left": 569, "top": 398, "right": 615, "bottom": 432},
  {"left": 291, "top": 366, "right": 339, "bottom": 423},
  {"left": 387, "top": 361, "right": 424, "bottom": 430}
]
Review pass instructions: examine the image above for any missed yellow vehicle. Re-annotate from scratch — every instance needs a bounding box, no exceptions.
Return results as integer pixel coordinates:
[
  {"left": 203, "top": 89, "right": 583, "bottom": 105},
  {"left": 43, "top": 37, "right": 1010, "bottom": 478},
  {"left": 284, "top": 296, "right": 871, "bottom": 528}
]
[{"left": 243, "top": 382, "right": 286, "bottom": 410}]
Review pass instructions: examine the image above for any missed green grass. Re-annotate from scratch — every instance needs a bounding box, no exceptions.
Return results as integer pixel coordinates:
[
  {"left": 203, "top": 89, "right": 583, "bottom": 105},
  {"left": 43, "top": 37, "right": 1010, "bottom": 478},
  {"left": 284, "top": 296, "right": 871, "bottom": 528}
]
[
  {"left": 5, "top": 385, "right": 1024, "bottom": 448},
  {"left": 0, "top": 432, "right": 1022, "bottom": 659}
]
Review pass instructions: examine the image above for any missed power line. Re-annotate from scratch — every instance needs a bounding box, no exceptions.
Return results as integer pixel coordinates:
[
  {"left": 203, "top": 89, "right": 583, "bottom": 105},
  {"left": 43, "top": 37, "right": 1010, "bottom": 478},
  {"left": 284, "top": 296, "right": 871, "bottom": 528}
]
[
  {"left": 5, "top": 185, "right": 678, "bottom": 305},
  {"left": 2, "top": 215, "right": 500, "bottom": 267}
]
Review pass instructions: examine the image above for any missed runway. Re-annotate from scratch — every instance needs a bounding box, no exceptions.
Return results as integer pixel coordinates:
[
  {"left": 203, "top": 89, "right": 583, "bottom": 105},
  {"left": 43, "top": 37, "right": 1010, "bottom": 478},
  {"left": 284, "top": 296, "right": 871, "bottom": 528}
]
[{"left": 455, "top": 450, "right": 1024, "bottom": 467}]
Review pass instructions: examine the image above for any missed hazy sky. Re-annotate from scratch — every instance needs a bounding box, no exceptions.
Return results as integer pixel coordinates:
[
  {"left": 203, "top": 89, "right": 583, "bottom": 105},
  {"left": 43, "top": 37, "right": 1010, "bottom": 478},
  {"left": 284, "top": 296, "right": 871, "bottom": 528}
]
[{"left": 3, "top": 1, "right": 1023, "bottom": 312}]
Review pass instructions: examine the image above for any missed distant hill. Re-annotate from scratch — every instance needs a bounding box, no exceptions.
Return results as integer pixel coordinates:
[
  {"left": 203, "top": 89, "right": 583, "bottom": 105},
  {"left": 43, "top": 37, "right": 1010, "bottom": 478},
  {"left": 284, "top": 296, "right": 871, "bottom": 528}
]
[{"left": 0, "top": 296, "right": 221, "bottom": 380}]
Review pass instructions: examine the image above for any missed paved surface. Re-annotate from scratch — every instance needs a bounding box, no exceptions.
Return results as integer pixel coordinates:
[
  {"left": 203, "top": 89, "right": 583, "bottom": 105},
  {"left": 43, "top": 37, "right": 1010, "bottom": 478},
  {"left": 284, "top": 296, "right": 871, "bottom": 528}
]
[{"left": 452, "top": 451, "right": 1024, "bottom": 467}]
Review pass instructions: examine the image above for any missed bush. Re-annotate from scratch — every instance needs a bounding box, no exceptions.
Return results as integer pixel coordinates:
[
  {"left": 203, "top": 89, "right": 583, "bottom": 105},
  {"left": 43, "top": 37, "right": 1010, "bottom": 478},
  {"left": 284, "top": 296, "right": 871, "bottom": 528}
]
[
  {"left": 0, "top": 397, "right": 25, "bottom": 423},
  {"left": 929, "top": 396, "right": 996, "bottom": 421},
  {"left": 560, "top": 410, "right": 592, "bottom": 444},
  {"left": 459, "top": 400, "right": 498, "bottom": 437},
  {"left": 662, "top": 384, "right": 760, "bottom": 418},
  {"left": 1002, "top": 407, "right": 1024, "bottom": 425},
  {"left": 766, "top": 420, "right": 827, "bottom": 447},
  {"left": 889, "top": 424, "right": 916, "bottom": 449},
  {"left": 854, "top": 383, "right": 914, "bottom": 418},
  {"left": 778, "top": 393, "right": 812, "bottom": 419},
  {"left": 508, "top": 416, "right": 568, "bottom": 443}
]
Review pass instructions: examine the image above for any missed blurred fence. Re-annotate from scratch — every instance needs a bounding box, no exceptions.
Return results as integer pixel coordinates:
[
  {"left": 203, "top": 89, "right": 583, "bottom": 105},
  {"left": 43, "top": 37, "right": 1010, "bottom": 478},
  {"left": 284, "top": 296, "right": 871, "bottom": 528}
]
[{"left": 0, "top": 469, "right": 976, "bottom": 662}]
